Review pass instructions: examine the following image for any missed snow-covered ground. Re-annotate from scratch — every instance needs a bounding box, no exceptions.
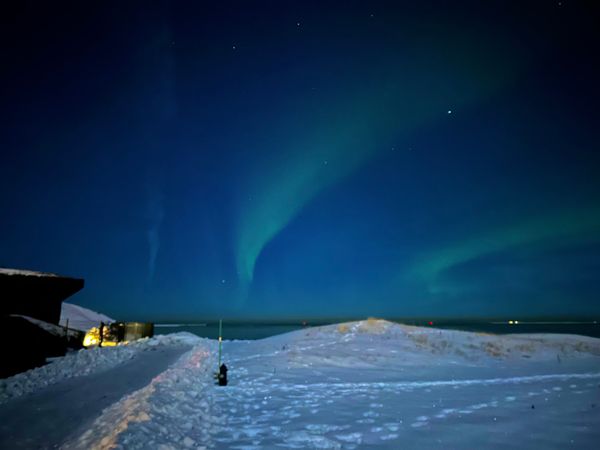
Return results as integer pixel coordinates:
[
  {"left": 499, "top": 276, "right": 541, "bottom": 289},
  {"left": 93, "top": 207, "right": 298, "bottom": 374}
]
[
  {"left": 2, "top": 320, "right": 600, "bottom": 449},
  {"left": 0, "top": 333, "right": 200, "bottom": 404}
]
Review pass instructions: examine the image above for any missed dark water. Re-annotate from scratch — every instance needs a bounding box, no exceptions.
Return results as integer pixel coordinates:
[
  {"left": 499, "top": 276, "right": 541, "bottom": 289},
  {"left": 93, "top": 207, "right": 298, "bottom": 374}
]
[
  {"left": 434, "top": 322, "right": 600, "bottom": 339},
  {"left": 155, "top": 321, "right": 600, "bottom": 340}
]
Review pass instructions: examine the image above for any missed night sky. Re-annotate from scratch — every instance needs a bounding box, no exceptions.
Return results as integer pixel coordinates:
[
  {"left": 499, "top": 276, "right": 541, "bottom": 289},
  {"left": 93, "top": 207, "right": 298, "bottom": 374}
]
[{"left": 2, "top": 1, "right": 600, "bottom": 321}]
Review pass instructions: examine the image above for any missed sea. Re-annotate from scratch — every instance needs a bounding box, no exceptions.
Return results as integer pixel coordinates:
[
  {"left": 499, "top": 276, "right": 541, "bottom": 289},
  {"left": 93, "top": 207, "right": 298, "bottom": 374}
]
[{"left": 154, "top": 320, "right": 600, "bottom": 340}]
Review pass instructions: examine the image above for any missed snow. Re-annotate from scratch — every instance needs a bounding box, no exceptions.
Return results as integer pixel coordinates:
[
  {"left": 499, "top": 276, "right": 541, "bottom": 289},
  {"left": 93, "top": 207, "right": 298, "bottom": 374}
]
[
  {"left": 0, "top": 332, "right": 201, "bottom": 404},
  {"left": 10, "top": 314, "right": 83, "bottom": 339},
  {"left": 59, "top": 302, "right": 115, "bottom": 331},
  {"left": 0, "top": 267, "right": 58, "bottom": 277},
  {"left": 2, "top": 320, "right": 600, "bottom": 449}
]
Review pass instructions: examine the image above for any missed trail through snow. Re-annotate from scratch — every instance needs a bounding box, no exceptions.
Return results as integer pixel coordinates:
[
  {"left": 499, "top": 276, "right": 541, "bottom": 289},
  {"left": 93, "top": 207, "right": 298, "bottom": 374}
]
[{"left": 0, "top": 345, "right": 190, "bottom": 449}]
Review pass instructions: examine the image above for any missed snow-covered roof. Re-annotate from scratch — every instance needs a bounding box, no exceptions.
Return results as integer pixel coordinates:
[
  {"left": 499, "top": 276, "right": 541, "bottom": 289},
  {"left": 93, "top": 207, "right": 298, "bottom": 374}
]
[
  {"left": 59, "top": 303, "right": 114, "bottom": 331},
  {"left": 0, "top": 268, "right": 60, "bottom": 277}
]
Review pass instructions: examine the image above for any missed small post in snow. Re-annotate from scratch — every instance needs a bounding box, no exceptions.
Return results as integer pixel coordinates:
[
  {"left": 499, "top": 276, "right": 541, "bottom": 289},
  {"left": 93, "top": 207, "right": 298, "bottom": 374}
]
[
  {"left": 218, "top": 319, "right": 223, "bottom": 368},
  {"left": 216, "top": 319, "right": 228, "bottom": 386}
]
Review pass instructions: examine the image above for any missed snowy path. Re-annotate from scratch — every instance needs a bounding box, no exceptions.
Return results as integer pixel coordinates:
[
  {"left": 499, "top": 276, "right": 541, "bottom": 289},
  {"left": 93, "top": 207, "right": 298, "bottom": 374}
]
[
  {"left": 0, "top": 344, "right": 190, "bottom": 449},
  {"left": 2, "top": 322, "right": 600, "bottom": 449}
]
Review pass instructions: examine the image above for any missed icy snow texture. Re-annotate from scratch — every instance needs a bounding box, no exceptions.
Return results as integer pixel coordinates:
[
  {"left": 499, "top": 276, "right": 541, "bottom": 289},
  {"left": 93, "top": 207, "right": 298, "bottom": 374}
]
[{"left": 0, "top": 332, "right": 201, "bottom": 404}]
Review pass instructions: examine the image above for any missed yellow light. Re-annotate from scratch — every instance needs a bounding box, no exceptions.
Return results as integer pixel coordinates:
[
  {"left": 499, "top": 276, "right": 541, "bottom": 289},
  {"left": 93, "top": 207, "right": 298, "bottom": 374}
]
[
  {"left": 508, "top": 320, "right": 514, "bottom": 325},
  {"left": 83, "top": 327, "right": 100, "bottom": 347}
]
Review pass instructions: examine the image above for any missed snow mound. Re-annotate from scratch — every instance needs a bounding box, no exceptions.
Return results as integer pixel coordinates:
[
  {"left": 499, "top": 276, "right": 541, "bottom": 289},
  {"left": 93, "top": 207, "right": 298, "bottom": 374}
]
[
  {"left": 235, "top": 319, "right": 600, "bottom": 373},
  {"left": 0, "top": 332, "right": 201, "bottom": 404},
  {"left": 63, "top": 342, "right": 218, "bottom": 450},
  {"left": 59, "top": 302, "right": 114, "bottom": 331}
]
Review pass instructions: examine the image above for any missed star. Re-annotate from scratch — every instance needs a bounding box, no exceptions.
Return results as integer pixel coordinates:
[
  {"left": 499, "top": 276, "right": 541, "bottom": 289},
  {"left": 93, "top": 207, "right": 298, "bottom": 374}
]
[
  {"left": 232, "top": 45, "right": 236, "bottom": 50},
  {"left": 447, "top": 110, "right": 452, "bottom": 114}
]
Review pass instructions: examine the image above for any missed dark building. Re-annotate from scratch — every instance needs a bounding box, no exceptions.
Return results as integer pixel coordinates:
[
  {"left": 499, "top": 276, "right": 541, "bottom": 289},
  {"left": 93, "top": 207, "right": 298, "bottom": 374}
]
[
  {"left": 0, "top": 268, "right": 84, "bottom": 324},
  {"left": 0, "top": 268, "right": 85, "bottom": 378}
]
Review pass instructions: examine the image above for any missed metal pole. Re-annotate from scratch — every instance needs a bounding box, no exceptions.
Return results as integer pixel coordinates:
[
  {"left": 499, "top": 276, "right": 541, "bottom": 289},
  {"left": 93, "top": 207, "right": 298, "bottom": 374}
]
[{"left": 218, "top": 319, "right": 223, "bottom": 368}]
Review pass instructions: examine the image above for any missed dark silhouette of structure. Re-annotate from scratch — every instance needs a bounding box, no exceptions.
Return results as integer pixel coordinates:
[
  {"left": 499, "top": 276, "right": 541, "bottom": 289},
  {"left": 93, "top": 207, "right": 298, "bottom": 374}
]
[
  {"left": 218, "top": 363, "right": 228, "bottom": 386},
  {"left": 0, "top": 269, "right": 84, "bottom": 324},
  {"left": 0, "top": 268, "right": 85, "bottom": 378}
]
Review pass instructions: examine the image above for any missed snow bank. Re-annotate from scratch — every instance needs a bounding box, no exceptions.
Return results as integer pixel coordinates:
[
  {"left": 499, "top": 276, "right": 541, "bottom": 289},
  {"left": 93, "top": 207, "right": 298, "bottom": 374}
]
[
  {"left": 59, "top": 302, "right": 115, "bottom": 331},
  {"left": 63, "top": 342, "right": 218, "bottom": 450},
  {"left": 0, "top": 332, "right": 201, "bottom": 404}
]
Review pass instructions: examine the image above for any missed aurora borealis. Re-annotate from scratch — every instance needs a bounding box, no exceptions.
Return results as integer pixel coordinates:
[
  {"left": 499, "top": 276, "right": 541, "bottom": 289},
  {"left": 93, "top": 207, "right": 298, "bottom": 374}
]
[{"left": 1, "top": 1, "right": 599, "bottom": 321}]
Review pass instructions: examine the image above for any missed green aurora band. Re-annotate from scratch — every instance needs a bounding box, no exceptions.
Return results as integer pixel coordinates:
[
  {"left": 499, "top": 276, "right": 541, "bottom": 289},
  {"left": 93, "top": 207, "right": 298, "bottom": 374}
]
[
  {"left": 406, "top": 207, "right": 600, "bottom": 292},
  {"left": 234, "top": 30, "right": 523, "bottom": 303}
]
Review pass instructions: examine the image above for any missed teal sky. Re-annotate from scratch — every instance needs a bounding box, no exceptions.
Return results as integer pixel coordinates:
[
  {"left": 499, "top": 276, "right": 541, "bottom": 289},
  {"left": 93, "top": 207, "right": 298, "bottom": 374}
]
[{"left": 1, "top": 1, "right": 599, "bottom": 321}]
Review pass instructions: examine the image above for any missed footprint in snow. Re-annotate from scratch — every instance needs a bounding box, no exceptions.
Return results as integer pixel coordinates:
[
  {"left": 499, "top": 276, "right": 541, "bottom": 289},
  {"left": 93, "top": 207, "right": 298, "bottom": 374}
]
[
  {"left": 357, "top": 418, "right": 375, "bottom": 424},
  {"left": 384, "top": 423, "right": 400, "bottom": 431},
  {"left": 335, "top": 432, "right": 362, "bottom": 444},
  {"left": 380, "top": 434, "right": 399, "bottom": 440}
]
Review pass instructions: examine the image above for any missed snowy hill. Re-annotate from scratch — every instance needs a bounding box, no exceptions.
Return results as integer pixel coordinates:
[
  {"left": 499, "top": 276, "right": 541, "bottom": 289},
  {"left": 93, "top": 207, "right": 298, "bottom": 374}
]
[
  {"left": 2, "top": 319, "right": 600, "bottom": 449},
  {"left": 59, "top": 303, "right": 114, "bottom": 332}
]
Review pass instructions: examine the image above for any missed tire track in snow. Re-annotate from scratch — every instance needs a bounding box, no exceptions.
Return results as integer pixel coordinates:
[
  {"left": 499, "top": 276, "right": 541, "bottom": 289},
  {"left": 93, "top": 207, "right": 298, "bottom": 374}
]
[{"left": 266, "top": 371, "right": 600, "bottom": 392}]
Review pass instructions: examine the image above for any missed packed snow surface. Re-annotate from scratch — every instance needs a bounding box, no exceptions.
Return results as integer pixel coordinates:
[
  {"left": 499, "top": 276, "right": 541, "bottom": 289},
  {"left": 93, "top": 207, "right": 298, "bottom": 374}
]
[
  {"left": 59, "top": 302, "right": 115, "bottom": 331},
  {"left": 2, "top": 320, "right": 600, "bottom": 449}
]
